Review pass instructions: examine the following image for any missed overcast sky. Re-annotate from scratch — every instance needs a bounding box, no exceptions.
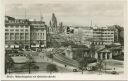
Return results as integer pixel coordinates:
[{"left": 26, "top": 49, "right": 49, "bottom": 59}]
[{"left": 5, "top": 0, "right": 126, "bottom": 26}]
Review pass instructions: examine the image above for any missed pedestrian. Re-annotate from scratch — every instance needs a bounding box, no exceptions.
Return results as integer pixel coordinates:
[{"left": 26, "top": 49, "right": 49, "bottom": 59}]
[
  {"left": 114, "top": 68, "right": 115, "bottom": 70},
  {"left": 65, "top": 65, "right": 67, "bottom": 67}
]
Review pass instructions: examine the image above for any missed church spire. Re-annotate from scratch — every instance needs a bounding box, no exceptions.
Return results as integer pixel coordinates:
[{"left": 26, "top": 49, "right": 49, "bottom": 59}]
[
  {"left": 51, "top": 13, "right": 57, "bottom": 27},
  {"left": 51, "top": 13, "right": 58, "bottom": 33}
]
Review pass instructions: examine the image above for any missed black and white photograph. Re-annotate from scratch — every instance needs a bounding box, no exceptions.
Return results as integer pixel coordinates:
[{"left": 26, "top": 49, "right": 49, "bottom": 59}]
[{"left": 4, "top": 0, "right": 125, "bottom": 77}]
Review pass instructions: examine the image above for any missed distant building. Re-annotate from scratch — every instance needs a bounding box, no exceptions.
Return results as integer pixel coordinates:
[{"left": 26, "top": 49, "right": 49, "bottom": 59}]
[
  {"left": 30, "top": 20, "right": 47, "bottom": 51},
  {"left": 95, "top": 47, "right": 112, "bottom": 60},
  {"left": 5, "top": 16, "right": 30, "bottom": 49},
  {"left": 108, "top": 25, "right": 124, "bottom": 45},
  {"left": 49, "top": 13, "right": 58, "bottom": 34},
  {"left": 71, "top": 45, "right": 90, "bottom": 60},
  {"left": 92, "top": 27, "right": 114, "bottom": 45},
  {"left": 80, "top": 27, "right": 93, "bottom": 46},
  {"left": 58, "top": 22, "right": 65, "bottom": 34},
  {"left": 65, "top": 26, "right": 81, "bottom": 45},
  {"left": 94, "top": 44, "right": 123, "bottom": 60},
  {"left": 65, "top": 26, "right": 93, "bottom": 46}
]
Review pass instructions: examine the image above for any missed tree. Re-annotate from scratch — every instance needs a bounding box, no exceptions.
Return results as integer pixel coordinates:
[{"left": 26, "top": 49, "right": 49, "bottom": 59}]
[
  {"left": 89, "top": 43, "right": 96, "bottom": 58},
  {"left": 25, "top": 45, "right": 29, "bottom": 50},
  {"left": 79, "top": 58, "right": 86, "bottom": 74},
  {"left": 49, "top": 54, "right": 54, "bottom": 62},
  {"left": 46, "top": 64, "right": 58, "bottom": 73},
  {"left": 26, "top": 55, "right": 35, "bottom": 74},
  {"left": 78, "top": 55, "right": 89, "bottom": 74},
  {"left": 66, "top": 26, "right": 70, "bottom": 34},
  {"left": 96, "top": 60, "right": 104, "bottom": 74},
  {"left": 78, "top": 56, "right": 97, "bottom": 74},
  {"left": 61, "top": 40, "right": 75, "bottom": 47},
  {"left": 5, "top": 54, "right": 14, "bottom": 74},
  {"left": 19, "top": 42, "right": 24, "bottom": 50}
]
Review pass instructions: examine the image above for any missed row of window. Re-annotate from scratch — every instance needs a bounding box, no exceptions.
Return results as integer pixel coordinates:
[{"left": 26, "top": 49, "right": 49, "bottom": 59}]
[
  {"left": 31, "top": 33, "right": 45, "bottom": 36},
  {"left": 5, "top": 29, "right": 29, "bottom": 32},
  {"left": 5, "top": 33, "right": 45, "bottom": 40},
  {"left": 93, "top": 32, "right": 114, "bottom": 34},
  {"left": 33, "top": 25, "right": 45, "bottom": 27},
  {"left": 93, "top": 38, "right": 114, "bottom": 40},
  {"left": 5, "top": 26, "right": 29, "bottom": 28},
  {"left": 5, "top": 33, "right": 46, "bottom": 36},
  {"left": 102, "top": 38, "right": 114, "bottom": 40},
  {"left": 93, "top": 41, "right": 114, "bottom": 44},
  {"left": 31, "top": 33, "right": 45, "bottom": 40},
  {"left": 93, "top": 38, "right": 113, "bottom": 40},
  {"left": 93, "top": 36, "right": 113, "bottom": 37},
  {"left": 93, "top": 35, "right": 114, "bottom": 37},
  {"left": 6, "top": 20, "right": 28, "bottom": 24},
  {"left": 93, "top": 29, "right": 114, "bottom": 31},
  {"left": 5, "top": 33, "right": 29, "bottom": 35},
  {"left": 5, "top": 35, "right": 30, "bottom": 40}
]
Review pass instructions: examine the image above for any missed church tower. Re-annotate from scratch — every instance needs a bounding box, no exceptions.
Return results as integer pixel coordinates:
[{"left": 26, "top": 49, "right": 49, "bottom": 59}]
[{"left": 51, "top": 13, "right": 57, "bottom": 34}]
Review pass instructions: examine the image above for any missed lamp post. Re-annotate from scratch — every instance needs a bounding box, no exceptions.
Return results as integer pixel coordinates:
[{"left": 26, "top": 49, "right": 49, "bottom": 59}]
[
  {"left": 105, "top": 61, "right": 106, "bottom": 73},
  {"left": 28, "top": 57, "right": 33, "bottom": 74}
]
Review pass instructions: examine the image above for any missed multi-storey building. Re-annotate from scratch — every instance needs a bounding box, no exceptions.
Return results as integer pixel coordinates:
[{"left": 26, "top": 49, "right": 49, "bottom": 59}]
[
  {"left": 64, "top": 26, "right": 115, "bottom": 46},
  {"left": 92, "top": 27, "right": 114, "bottom": 45},
  {"left": 80, "top": 27, "right": 93, "bottom": 46},
  {"left": 5, "top": 16, "right": 47, "bottom": 50},
  {"left": 108, "top": 25, "right": 124, "bottom": 45},
  {"left": 65, "top": 26, "right": 81, "bottom": 45},
  {"left": 5, "top": 16, "right": 30, "bottom": 49},
  {"left": 30, "top": 20, "right": 47, "bottom": 51},
  {"left": 66, "top": 26, "right": 93, "bottom": 46}
]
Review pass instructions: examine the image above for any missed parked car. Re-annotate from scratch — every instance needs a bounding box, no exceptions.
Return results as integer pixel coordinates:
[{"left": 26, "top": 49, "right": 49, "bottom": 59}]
[
  {"left": 86, "top": 63, "right": 98, "bottom": 71},
  {"left": 111, "top": 71, "right": 118, "bottom": 74},
  {"left": 73, "top": 69, "right": 78, "bottom": 72}
]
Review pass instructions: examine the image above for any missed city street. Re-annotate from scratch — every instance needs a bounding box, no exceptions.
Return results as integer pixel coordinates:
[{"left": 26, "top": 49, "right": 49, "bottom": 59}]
[
  {"left": 4, "top": 1, "right": 124, "bottom": 76},
  {"left": 12, "top": 50, "right": 123, "bottom": 74}
]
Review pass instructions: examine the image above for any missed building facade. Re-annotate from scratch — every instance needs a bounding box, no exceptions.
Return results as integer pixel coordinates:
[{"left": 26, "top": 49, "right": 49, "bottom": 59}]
[
  {"left": 108, "top": 25, "right": 124, "bottom": 45},
  {"left": 93, "top": 27, "right": 114, "bottom": 45},
  {"left": 5, "top": 16, "right": 47, "bottom": 50},
  {"left": 5, "top": 16, "right": 30, "bottom": 49},
  {"left": 66, "top": 26, "right": 93, "bottom": 46},
  {"left": 80, "top": 27, "right": 93, "bottom": 46},
  {"left": 95, "top": 48, "right": 112, "bottom": 60},
  {"left": 30, "top": 20, "right": 47, "bottom": 51}
]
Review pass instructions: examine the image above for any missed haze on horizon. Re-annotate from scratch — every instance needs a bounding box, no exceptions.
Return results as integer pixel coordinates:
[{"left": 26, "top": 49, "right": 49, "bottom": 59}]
[{"left": 5, "top": 0, "right": 126, "bottom": 27}]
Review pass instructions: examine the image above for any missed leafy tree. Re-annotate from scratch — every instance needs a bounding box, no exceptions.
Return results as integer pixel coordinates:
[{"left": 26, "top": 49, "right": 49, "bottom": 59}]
[
  {"left": 85, "top": 57, "right": 97, "bottom": 63},
  {"left": 19, "top": 42, "right": 24, "bottom": 50},
  {"left": 5, "top": 54, "right": 14, "bottom": 74},
  {"left": 61, "top": 40, "right": 75, "bottom": 47},
  {"left": 89, "top": 43, "right": 96, "bottom": 58},
  {"left": 78, "top": 56, "right": 89, "bottom": 74},
  {"left": 26, "top": 55, "right": 35, "bottom": 74},
  {"left": 96, "top": 60, "right": 104, "bottom": 74},
  {"left": 46, "top": 64, "right": 58, "bottom": 73},
  {"left": 79, "top": 58, "right": 86, "bottom": 74},
  {"left": 78, "top": 56, "right": 97, "bottom": 74},
  {"left": 49, "top": 54, "right": 54, "bottom": 62},
  {"left": 25, "top": 45, "right": 29, "bottom": 50}
]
